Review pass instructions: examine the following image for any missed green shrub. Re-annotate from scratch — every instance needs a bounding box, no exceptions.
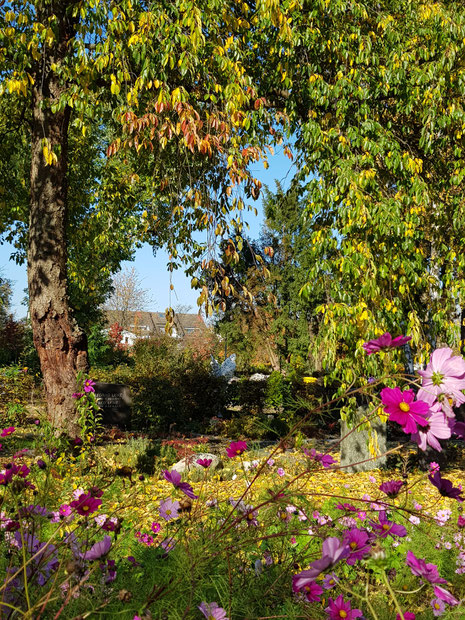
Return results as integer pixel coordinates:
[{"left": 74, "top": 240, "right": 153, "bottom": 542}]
[{"left": 92, "top": 336, "right": 227, "bottom": 434}]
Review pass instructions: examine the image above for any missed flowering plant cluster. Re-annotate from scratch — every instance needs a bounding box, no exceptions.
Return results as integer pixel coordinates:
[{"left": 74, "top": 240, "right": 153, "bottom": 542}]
[{"left": 0, "top": 339, "right": 464, "bottom": 618}]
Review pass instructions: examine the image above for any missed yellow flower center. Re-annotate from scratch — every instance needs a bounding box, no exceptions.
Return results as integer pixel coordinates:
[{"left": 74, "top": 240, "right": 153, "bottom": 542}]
[
  {"left": 434, "top": 603, "right": 440, "bottom": 610},
  {"left": 236, "top": 449, "right": 241, "bottom": 454},
  {"left": 382, "top": 523, "right": 390, "bottom": 530},
  {"left": 350, "top": 541, "right": 358, "bottom": 550},
  {"left": 304, "top": 585, "right": 312, "bottom": 592},
  {"left": 339, "top": 612, "right": 348, "bottom": 619},
  {"left": 82, "top": 505, "right": 89, "bottom": 512},
  {"left": 166, "top": 509, "right": 171, "bottom": 515},
  {"left": 399, "top": 402, "right": 410, "bottom": 412}
]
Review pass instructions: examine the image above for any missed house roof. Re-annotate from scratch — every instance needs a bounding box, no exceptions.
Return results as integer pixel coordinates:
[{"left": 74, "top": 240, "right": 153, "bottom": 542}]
[{"left": 104, "top": 310, "right": 206, "bottom": 337}]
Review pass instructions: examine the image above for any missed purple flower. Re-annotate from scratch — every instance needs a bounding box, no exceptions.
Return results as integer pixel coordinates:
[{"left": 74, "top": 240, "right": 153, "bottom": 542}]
[
  {"left": 380, "top": 387, "right": 429, "bottom": 434},
  {"left": 84, "top": 379, "right": 96, "bottom": 393},
  {"left": 362, "top": 332, "right": 411, "bottom": 354},
  {"left": 431, "top": 598, "right": 446, "bottom": 616},
  {"left": 160, "top": 536, "right": 176, "bottom": 553},
  {"left": 396, "top": 614, "right": 415, "bottom": 620},
  {"left": 198, "top": 602, "right": 228, "bottom": 620},
  {"left": 0, "top": 463, "right": 30, "bottom": 486},
  {"left": 80, "top": 536, "right": 111, "bottom": 561},
  {"left": 379, "top": 480, "right": 404, "bottom": 498},
  {"left": 292, "top": 538, "right": 349, "bottom": 591},
  {"left": 159, "top": 498, "right": 180, "bottom": 521},
  {"left": 433, "top": 585, "right": 459, "bottom": 606},
  {"left": 343, "top": 528, "right": 372, "bottom": 565},
  {"left": 458, "top": 515, "right": 465, "bottom": 528},
  {"left": 451, "top": 420, "right": 465, "bottom": 439},
  {"left": 304, "top": 448, "right": 337, "bottom": 468},
  {"left": 163, "top": 469, "right": 198, "bottom": 499},
  {"left": 411, "top": 405, "right": 451, "bottom": 452},
  {"left": 72, "top": 392, "right": 84, "bottom": 399},
  {"left": 226, "top": 440, "right": 247, "bottom": 458},
  {"left": 277, "top": 467, "right": 285, "bottom": 477},
  {"left": 36, "top": 459, "right": 46, "bottom": 470},
  {"left": 429, "top": 471, "right": 464, "bottom": 502},
  {"left": 322, "top": 573, "right": 339, "bottom": 590},
  {"left": 325, "top": 595, "right": 363, "bottom": 619},
  {"left": 370, "top": 511, "right": 407, "bottom": 538},
  {"left": 406, "top": 551, "right": 447, "bottom": 584},
  {"left": 197, "top": 458, "right": 212, "bottom": 468}
]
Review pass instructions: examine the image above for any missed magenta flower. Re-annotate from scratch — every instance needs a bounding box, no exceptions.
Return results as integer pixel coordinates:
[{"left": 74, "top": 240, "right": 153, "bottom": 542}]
[
  {"left": 411, "top": 406, "right": 451, "bottom": 452},
  {"left": 198, "top": 602, "right": 228, "bottom": 620},
  {"left": 429, "top": 471, "right": 464, "bottom": 502},
  {"left": 417, "top": 347, "right": 465, "bottom": 406},
  {"left": 343, "top": 528, "right": 372, "bottom": 565},
  {"left": 304, "top": 448, "right": 337, "bottom": 468},
  {"left": 292, "top": 538, "right": 349, "bottom": 591},
  {"left": 0, "top": 463, "right": 30, "bottom": 486},
  {"left": 80, "top": 536, "right": 111, "bottom": 561},
  {"left": 406, "top": 551, "right": 447, "bottom": 584},
  {"left": 370, "top": 511, "right": 407, "bottom": 538},
  {"left": 1, "top": 427, "right": 15, "bottom": 437},
  {"left": 433, "top": 585, "right": 459, "bottom": 606},
  {"left": 72, "top": 392, "right": 84, "bottom": 399},
  {"left": 151, "top": 522, "right": 161, "bottom": 533},
  {"left": 226, "top": 440, "right": 247, "bottom": 458},
  {"left": 300, "top": 581, "right": 323, "bottom": 602},
  {"left": 451, "top": 420, "right": 465, "bottom": 439},
  {"left": 325, "top": 595, "right": 363, "bottom": 619},
  {"left": 70, "top": 493, "right": 102, "bottom": 516},
  {"left": 163, "top": 469, "right": 198, "bottom": 499},
  {"left": 380, "top": 387, "right": 429, "bottom": 434},
  {"left": 379, "top": 480, "right": 404, "bottom": 498},
  {"left": 458, "top": 515, "right": 465, "bottom": 528},
  {"left": 362, "top": 332, "right": 411, "bottom": 354},
  {"left": 83, "top": 379, "right": 96, "bottom": 393},
  {"left": 197, "top": 458, "right": 212, "bottom": 468},
  {"left": 396, "top": 614, "right": 415, "bottom": 620},
  {"left": 431, "top": 598, "right": 446, "bottom": 616},
  {"left": 159, "top": 498, "right": 180, "bottom": 521}
]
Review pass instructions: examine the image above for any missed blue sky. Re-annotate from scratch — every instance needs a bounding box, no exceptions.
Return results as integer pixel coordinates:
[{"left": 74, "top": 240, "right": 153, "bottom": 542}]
[{"left": 0, "top": 146, "right": 296, "bottom": 319}]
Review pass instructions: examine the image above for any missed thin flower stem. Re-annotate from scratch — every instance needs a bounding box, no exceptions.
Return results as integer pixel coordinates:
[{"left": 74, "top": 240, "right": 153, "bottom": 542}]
[{"left": 382, "top": 570, "right": 405, "bottom": 620}]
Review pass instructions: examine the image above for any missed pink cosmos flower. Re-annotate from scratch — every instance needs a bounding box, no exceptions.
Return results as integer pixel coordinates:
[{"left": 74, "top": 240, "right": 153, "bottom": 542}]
[
  {"left": 411, "top": 406, "right": 451, "bottom": 452},
  {"left": 343, "top": 528, "right": 372, "bottom": 565},
  {"left": 1, "top": 427, "right": 15, "bottom": 437},
  {"left": 159, "top": 498, "right": 180, "bottom": 521},
  {"left": 379, "top": 480, "right": 404, "bottom": 498},
  {"left": 433, "top": 585, "right": 459, "bottom": 606},
  {"left": 380, "top": 387, "right": 429, "bottom": 434},
  {"left": 226, "top": 441, "right": 247, "bottom": 458},
  {"left": 80, "top": 536, "right": 111, "bottom": 561},
  {"left": 370, "top": 511, "right": 407, "bottom": 538},
  {"left": 292, "top": 538, "right": 349, "bottom": 590},
  {"left": 322, "top": 573, "right": 339, "bottom": 589},
  {"left": 406, "top": 551, "right": 447, "bottom": 584},
  {"left": 83, "top": 379, "right": 96, "bottom": 393},
  {"left": 396, "top": 614, "right": 415, "bottom": 620},
  {"left": 163, "top": 469, "right": 198, "bottom": 499},
  {"left": 151, "top": 522, "right": 161, "bottom": 533},
  {"left": 429, "top": 471, "right": 464, "bottom": 502},
  {"left": 325, "top": 595, "right": 363, "bottom": 619},
  {"left": 72, "top": 392, "right": 84, "bottom": 399},
  {"left": 197, "top": 458, "right": 212, "bottom": 468},
  {"left": 304, "top": 448, "right": 337, "bottom": 468},
  {"left": 431, "top": 598, "right": 445, "bottom": 616},
  {"left": 362, "top": 332, "right": 411, "bottom": 354},
  {"left": 70, "top": 493, "right": 102, "bottom": 516},
  {"left": 417, "top": 347, "right": 465, "bottom": 407},
  {"left": 458, "top": 515, "right": 465, "bottom": 528},
  {"left": 299, "top": 581, "right": 323, "bottom": 602},
  {"left": 198, "top": 602, "right": 228, "bottom": 620}
]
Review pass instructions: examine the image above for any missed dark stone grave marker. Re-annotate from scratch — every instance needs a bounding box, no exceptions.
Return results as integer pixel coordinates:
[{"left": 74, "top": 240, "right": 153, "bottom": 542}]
[{"left": 94, "top": 382, "right": 131, "bottom": 428}]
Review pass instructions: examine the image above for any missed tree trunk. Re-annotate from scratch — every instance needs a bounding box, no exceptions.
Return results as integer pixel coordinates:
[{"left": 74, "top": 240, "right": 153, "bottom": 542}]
[{"left": 28, "top": 1, "right": 87, "bottom": 436}]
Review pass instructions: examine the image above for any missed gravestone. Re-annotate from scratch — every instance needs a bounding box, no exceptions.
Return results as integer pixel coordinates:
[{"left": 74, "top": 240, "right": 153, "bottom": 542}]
[
  {"left": 94, "top": 382, "right": 132, "bottom": 428},
  {"left": 340, "top": 406, "right": 387, "bottom": 472}
]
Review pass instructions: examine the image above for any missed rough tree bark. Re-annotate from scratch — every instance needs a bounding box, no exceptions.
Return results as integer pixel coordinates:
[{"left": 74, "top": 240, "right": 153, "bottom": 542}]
[{"left": 28, "top": 1, "right": 88, "bottom": 436}]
